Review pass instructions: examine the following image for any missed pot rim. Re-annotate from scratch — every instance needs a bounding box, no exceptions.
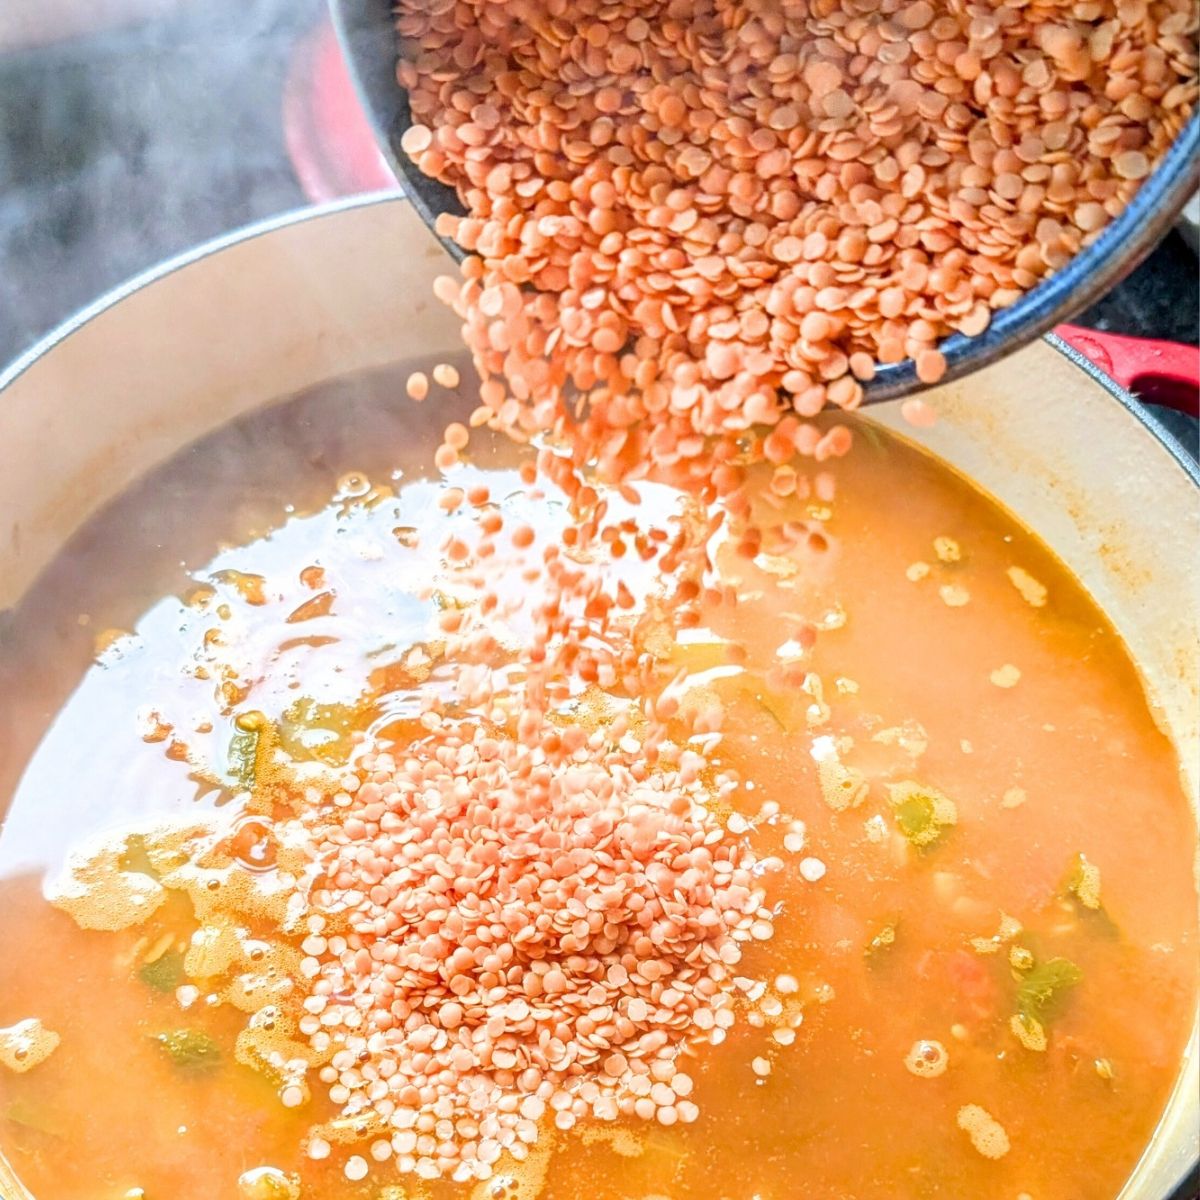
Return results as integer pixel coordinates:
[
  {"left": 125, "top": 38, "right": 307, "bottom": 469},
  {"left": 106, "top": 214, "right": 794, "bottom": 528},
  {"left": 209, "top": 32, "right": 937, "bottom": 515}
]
[{"left": 0, "top": 192, "right": 383, "bottom": 395}]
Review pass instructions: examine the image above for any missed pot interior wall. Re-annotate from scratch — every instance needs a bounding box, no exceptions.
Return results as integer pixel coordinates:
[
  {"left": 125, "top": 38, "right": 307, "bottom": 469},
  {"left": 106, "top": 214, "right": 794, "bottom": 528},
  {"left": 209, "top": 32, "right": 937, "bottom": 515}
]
[{"left": 0, "top": 197, "right": 1195, "bottom": 1199}]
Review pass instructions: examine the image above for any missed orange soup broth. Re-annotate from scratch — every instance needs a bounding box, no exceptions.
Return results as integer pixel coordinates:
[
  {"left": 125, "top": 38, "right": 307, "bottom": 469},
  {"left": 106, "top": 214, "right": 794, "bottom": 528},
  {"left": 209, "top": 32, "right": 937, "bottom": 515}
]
[{"left": 0, "top": 401, "right": 1195, "bottom": 1200}]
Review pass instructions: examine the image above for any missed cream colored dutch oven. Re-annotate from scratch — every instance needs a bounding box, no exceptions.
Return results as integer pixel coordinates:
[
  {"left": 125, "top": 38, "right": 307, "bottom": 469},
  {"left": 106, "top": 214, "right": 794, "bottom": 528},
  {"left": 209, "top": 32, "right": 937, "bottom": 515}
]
[{"left": 0, "top": 196, "right": 1196, "bottom": 1199}]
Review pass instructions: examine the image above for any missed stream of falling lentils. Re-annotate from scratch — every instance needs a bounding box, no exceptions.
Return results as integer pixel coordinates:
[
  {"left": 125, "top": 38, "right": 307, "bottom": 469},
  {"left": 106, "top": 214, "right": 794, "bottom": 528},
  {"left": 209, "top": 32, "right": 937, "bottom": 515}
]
[
  {"left": 319, "top": 0, "right": 1195, "bottom": 1184},
  {"left": 59, "top": 0, "right": 1200, "bottom": 1192}
]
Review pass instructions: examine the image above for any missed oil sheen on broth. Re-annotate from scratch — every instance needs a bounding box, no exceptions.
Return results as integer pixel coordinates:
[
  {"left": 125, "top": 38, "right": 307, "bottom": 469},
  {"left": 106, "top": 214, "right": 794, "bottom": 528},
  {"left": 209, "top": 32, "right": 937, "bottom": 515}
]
[{"left": 0, "top": 373, "right": 1195, "bottom": 1200}]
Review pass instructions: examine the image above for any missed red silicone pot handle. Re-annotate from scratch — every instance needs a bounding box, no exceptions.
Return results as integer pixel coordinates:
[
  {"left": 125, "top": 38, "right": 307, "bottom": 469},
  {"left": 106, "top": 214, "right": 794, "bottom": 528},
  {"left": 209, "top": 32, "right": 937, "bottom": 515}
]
[{"left": 1055, "top": 324, "right": 1200, "bottom": 418}]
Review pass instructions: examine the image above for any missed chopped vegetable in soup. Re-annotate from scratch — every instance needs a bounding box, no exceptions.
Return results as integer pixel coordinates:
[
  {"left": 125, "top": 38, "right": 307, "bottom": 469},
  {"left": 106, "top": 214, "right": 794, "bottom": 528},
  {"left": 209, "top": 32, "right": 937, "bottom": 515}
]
[{"left": 0, "top": 381, "right": 1195, "bottom": 1200}]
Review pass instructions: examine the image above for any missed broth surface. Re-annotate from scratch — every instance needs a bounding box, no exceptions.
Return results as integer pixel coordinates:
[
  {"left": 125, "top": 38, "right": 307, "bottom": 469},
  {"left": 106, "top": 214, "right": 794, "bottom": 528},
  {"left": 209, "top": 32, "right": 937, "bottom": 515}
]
[{"left": 0, "top": 371, "right": 1195, "bottom": 1200}]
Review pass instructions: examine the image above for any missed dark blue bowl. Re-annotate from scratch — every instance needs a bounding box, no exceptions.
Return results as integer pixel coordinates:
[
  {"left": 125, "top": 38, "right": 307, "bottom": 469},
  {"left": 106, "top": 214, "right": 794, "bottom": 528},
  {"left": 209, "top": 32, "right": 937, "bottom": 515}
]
[{"left": 328, "top": 0, "right": 1199, "bottom": 407}]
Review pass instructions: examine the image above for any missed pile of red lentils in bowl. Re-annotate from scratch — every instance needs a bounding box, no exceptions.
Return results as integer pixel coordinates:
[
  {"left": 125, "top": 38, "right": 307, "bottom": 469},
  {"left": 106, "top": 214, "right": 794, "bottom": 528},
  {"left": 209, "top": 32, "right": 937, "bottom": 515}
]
[{"left": 397, "top": 0, "right": 1197, "bottom": 473}]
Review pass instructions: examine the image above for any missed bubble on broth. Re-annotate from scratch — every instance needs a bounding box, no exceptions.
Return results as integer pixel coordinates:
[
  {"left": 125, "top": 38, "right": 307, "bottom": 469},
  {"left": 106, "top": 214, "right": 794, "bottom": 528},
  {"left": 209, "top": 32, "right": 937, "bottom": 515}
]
[
  {"left": 466, "top": 1128, "right": 554, "bottom": 1200},
  {"left": 225, "top": 952, "right": 304, "bottom": 1016},
  {"left": 870, "top": 720, "right": 929, "bottom": 760},
  {"left": 577, "top": 1125, "right": 644, "bottom": 1157},
  {"left": 812, "top": 742, "right": 867, "bottom": 812},
  {"left": 1010, "top": 1014, "right": 1049, "bottom": 1052},
  {"left": 46, "top": 831, "right": 168, "bottom": 930},
  {"left": 156, "top": 833, "right": 307, "bottom": 929},
  {"left": 1067, "top": 852, "right": 1104, "bottom": 911},
  {"left": 227, "top": 815, "right": 280, "bottom": 873},
  {"left": 0, "top": 1018, "right": 60, "bottom": 1074},
  {"left": 236, "top": 1006, "right": 319, "bottom": 1108},
  {"left": 183, "top": 912, "right": 251, "bottom": 978},
  {"left": 1006, "top": 566, "right": 1048, "bottom": 609},
  {"left": 237, "top": 1165, "right": 301, "bottom": 1200},
  {"left": 335, "top": 472, "right": 373, "bottom": 501},
  {"left": 886, "top": 781, "right": 958, "bottom": 848},
  {"left": 969, "top": 913, "right": 1024, "bottom": 956},
  {"left": 903, "top": 1040, "right": 949, "bottom": 1079},
  {"left": 956, "top": 1104, "right": 1011, "bottom": 1160}
]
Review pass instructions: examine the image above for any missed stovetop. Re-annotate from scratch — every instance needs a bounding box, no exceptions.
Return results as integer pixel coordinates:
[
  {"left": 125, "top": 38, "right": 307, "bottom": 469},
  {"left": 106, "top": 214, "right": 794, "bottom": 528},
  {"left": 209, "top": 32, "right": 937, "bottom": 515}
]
[{"left": 1, "top": 0, "right": 1196, "bottom": 394}]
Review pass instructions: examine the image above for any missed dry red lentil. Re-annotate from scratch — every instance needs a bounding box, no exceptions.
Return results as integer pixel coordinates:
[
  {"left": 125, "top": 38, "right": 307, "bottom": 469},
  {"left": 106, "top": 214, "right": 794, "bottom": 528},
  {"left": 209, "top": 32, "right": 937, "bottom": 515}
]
[
  {"left": 404, "top": 371, "right": 429, "bottom": 402},
  {"left": 433, "top": 362, "right": 462, "bottom": 388},
  {"left": 392, "top": 0, "right": 1195, "bottom": 480}
]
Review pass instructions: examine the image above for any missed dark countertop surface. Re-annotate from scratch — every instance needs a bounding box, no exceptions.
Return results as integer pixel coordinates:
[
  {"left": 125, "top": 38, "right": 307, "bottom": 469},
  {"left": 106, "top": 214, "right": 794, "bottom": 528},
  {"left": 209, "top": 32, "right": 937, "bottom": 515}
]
[{"left": 1, "top": 0, "right": 1197, "bottom": 387}]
